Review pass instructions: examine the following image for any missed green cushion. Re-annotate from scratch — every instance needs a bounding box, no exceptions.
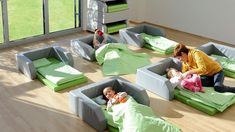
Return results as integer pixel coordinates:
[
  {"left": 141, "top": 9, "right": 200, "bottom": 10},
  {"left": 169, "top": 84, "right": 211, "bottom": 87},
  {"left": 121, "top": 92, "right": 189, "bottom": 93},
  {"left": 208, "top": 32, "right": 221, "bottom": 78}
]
[
  {"left": 37, "top": 72, "right": 87, "bottom": 91},
  {"left": 140, "top": 33, "right": 177, "bottom": 54},
  {"left": 211, "top": 54, "right": 235, "bottom": 78},
  {"left": 107, "top": 23, "right": 127, "bottom": 34},
  {"left": 174, "top": 89, "right": 218, "bottom": 115},
  {"left": 144, "top": 43, "right": 174, "bottom": 55},
  {"left": 37, "top": 62, "right": 85, "bottom": 85},
  {"left": 33, "top": 58, "right": 52, "bottom": 68},
  {"left": 107, "top": 3, "right": 128, "bottom": 13}
]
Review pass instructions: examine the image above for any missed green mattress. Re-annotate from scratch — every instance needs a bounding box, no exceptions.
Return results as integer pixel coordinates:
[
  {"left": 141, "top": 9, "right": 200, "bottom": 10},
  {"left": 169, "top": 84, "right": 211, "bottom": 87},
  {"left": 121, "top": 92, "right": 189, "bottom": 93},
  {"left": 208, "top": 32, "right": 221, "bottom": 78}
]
[
  {"left": 34, "top": 58, "right": 87, "bottom": 91},
  {"left": 37, "top": 72, "right": 87, "bottom": 91},
  {"left": 144, "top": 43, "right": 174, "bottom": 55},
  {"left": 211, "top": 54, "right": 235, "bottom": 78},
  {"left": 140, "top": 33, "right": 177, "bottom": 55},
  {"left": 174, "top": 87, "right": 235, "bottom": 115},
  {"left": 107, "top": 3, "right": 128, "bottom": 13},
  {"left": 107, "top": 22, "right": 127, "bottom": 34}
]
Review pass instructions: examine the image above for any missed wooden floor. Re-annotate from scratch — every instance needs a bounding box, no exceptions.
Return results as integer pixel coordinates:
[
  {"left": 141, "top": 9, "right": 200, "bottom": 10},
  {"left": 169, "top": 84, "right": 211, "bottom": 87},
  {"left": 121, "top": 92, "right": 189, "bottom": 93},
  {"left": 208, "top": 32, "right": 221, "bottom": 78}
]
[{"left": 0, "top": 24, "right": 235, "bottom": 132}]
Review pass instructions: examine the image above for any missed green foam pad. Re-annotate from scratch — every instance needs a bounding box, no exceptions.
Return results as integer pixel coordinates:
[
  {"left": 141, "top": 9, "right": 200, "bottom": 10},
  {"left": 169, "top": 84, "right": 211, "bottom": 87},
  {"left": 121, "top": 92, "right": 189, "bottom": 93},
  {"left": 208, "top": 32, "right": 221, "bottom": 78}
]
[
  {"left": 174, "top": 89, "right": 218, "bottom": 115},
  {"left": 107, "top": 3, "right": 128, "bottom": 13},
  {"left": 107, "top": 23, "right": 127, "bottom": 34},
  {"left": 144, "top": 43, "right": 173, "bottom": 55},
  {"left": 37, "top": 72, "right": 87, "bottom": 91},
  {"left": 33, "top": 58, "right": 52, "bottom": 68}
]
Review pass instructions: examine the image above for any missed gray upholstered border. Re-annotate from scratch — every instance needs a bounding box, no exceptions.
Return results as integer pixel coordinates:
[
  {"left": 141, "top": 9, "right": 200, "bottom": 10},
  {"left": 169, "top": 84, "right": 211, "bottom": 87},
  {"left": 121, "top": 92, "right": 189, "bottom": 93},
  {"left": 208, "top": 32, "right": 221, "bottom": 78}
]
[
  {"left": 70, "top": 34, "right": 119, "bottom": 61},
  {"left": 69, "top": 77, "right": 150, "bottom": 132},
  {"left": 136, "top": 57, "right": 181, "bottom": 100},
  {"left": 197, "top": 42, "right": 235, "bottom": 59},
  {"left": 16, "top": 46, "right": 73, "bottom": 80},
  {"left": 119, "top": 24, "right": 165, "bottom": 48}
]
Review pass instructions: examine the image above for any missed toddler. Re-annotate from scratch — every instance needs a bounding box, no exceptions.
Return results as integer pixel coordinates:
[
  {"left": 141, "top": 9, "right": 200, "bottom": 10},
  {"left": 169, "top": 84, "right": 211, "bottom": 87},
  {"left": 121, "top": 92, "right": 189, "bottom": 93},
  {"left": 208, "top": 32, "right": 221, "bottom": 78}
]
[
  {"left": 167, "top": 68, "right": 205, "bottom": 92},
  {"left": 103, "top": 87, "right": 128, "bottom": 108},
  {"left": 93, "top": 29, "right": 107, "bottom": 49}
]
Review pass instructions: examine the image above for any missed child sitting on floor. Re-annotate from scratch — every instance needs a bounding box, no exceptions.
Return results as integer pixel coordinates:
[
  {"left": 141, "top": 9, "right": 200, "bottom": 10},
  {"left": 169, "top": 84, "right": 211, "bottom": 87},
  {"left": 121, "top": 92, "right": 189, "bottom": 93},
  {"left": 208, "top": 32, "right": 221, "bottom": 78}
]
[
  {"left": 93, "top": 29, "right": 107, "bottom": 49},
  {"left": 103, "top": 87, "right": 128, "bottom": 109},
  {"left": 167, "top": 68, "right": 205, "bottom": 92}
]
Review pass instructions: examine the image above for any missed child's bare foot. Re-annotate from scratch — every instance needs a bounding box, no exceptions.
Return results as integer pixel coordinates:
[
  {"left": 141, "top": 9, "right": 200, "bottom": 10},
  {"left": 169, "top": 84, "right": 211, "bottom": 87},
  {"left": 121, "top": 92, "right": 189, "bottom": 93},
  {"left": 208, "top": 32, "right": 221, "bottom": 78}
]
[{"left": 200, "top": 88, "right": 205, "bottom": 93}]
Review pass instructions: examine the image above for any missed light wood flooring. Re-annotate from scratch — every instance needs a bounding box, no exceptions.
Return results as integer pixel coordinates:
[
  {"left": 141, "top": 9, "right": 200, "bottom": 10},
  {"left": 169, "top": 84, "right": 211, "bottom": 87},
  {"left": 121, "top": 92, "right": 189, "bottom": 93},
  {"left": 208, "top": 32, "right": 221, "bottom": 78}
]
[{"left": 0, "top": 24, "right": 235, "bottom": 132}]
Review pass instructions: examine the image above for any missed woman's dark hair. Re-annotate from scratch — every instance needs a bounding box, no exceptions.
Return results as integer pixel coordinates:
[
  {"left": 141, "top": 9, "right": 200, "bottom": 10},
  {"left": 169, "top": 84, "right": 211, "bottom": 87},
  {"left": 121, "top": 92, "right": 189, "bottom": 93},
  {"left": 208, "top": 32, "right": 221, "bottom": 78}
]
[{"left": 173, "top": 44, "right": 189, "bottom": 57}]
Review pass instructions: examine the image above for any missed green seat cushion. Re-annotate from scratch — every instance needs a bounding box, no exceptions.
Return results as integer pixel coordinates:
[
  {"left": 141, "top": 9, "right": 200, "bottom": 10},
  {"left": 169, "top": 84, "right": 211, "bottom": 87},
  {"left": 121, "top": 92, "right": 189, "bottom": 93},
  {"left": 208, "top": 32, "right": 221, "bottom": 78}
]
[
  {"left": 37, "top": 62, "right": 85, "bottom": 85},
  {"left": 107, "top": 3, "right": 128, "bottom": 13},
  {"left": 107, "top": 23, "right": 127, "bottom": 34},
  {"left": 33, "top": 58, "right": 52, "bottom": 68},
  {"left": 37, "top": 72, "right": 87, "bottom": 91}
]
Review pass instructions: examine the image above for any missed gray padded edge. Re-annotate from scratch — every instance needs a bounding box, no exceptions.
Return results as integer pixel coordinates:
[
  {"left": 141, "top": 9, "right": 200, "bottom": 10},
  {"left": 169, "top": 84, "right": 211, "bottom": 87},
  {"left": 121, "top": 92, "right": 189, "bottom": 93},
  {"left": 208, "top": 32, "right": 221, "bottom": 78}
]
[
  {"left": 16, "top": 54, "right": 36, "bottom": 80},
  {"left": 136, "top": 58, "right": 181, "bottom": 100},
  {"left": 119, "top": 24, "right": 165, "bottom": 48},
  {"left": 53, "top": 46, "right": 74, "bottom": 66},
  {"left": 69, "top": 77, "right": 149, "bottom": 131},
  {"left": 198, "top": 42, "right": 235, "bottom": 59},
  {"left": 16, "top": 46, "right": 73, "bottom": 80},
  {"left": 70, "top": 34, "right": 119, "bottom": 62}
]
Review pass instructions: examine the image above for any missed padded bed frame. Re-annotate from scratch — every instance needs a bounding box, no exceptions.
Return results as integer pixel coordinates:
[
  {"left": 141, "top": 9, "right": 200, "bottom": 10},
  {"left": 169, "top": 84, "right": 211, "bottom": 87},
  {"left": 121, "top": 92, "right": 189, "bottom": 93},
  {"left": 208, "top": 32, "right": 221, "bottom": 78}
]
[
  {"left": 70, "top": 34, "right": 119, "bottom": 61},
  {"left": 119, "top": 24, "right": 166, "bottom": 48},
  {"left": 69, "top": 77, "right": 150, "bottom": 132}
]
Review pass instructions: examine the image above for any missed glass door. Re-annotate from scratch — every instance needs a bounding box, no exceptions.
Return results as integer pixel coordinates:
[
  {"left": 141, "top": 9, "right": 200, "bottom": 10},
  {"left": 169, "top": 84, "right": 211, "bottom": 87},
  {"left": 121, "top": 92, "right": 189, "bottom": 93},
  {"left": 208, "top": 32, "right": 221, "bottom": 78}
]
[
  {"left": 7, "top": 0, "right": 43, "bottom": 41},
  {"left": 48, "top": 0, "right": 75, "bottom": 32}
]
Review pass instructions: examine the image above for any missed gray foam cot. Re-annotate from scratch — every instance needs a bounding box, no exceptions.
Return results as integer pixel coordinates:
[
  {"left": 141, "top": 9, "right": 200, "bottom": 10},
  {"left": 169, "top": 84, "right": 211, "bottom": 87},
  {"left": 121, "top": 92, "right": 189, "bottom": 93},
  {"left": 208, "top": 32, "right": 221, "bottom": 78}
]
[
  {"left": 136, "top": 57, "right": 181, "bottom": 100},
  {"left": 69, "top": 77, "right": 150, "bottom": 132},
  {"left": 70, "top": 34, "right": 119, "bottom": 61},
  {"left": 119, "top": 24, "right": 165, "bottom": 47},
  {"left": 16, "top": 46, "right": 74, "bottom": 80}
]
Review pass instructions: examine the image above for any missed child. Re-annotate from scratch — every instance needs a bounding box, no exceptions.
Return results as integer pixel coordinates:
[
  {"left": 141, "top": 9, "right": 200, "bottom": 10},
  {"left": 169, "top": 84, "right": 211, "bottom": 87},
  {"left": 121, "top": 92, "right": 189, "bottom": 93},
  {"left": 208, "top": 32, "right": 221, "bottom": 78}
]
[
  {"left": 167, "top": 68, "right": 205, "bottom": 92},
  {"left": 93, "top": 29, "right": 107, "bottom": 49},
  {"left": 103, "top": 87, "right": 128, "bottom": 109}
]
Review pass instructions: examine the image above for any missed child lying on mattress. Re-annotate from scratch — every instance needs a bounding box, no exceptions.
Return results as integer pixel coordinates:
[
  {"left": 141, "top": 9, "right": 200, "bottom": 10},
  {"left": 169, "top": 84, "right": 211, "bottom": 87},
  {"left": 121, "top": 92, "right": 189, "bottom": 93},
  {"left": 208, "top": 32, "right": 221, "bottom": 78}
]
[
  {"left": 103, "top": 87, "right": 128, "bottom": 109},
  {"left": 102, "top": 87, "right": 181, "bottom": 132},
  {"left": 167, "top": 68, "right": 205, "bottom": 92},
  {"left": 93, "top": 29, "right": 107, "bottom": 49}
]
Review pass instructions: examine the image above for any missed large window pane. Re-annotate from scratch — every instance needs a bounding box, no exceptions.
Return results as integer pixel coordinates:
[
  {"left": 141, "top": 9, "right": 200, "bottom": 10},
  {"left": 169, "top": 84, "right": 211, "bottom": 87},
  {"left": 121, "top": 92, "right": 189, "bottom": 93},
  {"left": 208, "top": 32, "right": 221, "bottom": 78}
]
[
  {"left": 49, "top": 0, "right": 74, "bottom": 32},
  {"left": 8, "top": 0, "right": 43, "bottom": 41},
  {"left": 0, "top": 3, "right": 3, "bottom": 43}
]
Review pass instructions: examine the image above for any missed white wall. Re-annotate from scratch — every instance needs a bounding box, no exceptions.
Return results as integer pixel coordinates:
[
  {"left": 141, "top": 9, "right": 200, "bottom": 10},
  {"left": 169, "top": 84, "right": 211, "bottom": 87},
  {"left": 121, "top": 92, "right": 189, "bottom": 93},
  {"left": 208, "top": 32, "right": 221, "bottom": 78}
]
[{"left": 131, "top": 0, "right": 235, "bottom": 44}]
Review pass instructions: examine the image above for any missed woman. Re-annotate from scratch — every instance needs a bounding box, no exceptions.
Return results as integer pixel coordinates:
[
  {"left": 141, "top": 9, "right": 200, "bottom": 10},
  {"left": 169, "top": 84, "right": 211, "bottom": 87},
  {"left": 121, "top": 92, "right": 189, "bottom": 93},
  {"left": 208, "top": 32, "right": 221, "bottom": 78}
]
[{"left": 173, "top": 43, "right": 235, "bottom": 93}]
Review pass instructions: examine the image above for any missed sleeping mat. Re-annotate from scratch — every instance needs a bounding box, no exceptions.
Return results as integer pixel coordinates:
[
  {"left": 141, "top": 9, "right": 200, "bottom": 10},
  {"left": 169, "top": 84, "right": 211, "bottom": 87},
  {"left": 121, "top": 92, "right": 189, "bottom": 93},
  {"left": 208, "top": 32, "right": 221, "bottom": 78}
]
[
  {"left": 140, "top": 33, "right": 178, "bottom": 55},
  {"left": 95, "top": 43, "right": 151, "bottom": 76},
  {"left": 211, "top": 54, "right": 235, "bottom": 78},
  {"left": 175, "top": 87, "right": 235, "bottom": 115}
]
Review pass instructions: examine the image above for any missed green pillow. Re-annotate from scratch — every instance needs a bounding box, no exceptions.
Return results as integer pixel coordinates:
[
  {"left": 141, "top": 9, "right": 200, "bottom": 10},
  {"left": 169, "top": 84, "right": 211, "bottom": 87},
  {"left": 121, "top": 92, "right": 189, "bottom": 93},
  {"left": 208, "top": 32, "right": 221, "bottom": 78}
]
[{"left": 33, "top": 58, "right": 52, "bottom": 68}]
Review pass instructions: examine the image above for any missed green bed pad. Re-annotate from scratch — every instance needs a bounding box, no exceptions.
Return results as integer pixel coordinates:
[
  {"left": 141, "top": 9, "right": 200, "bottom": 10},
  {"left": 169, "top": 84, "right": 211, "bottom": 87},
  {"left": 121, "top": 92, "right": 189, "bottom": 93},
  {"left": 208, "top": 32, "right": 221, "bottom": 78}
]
[
  {"left": 107, "top": 23, "right": 127, "bottom": 34},
  {"left": 210, "top": 54, "right": 235, "bottom": 78},
  {"left": 34, "top": 57, "right": 87, "bottom": 91},
  {"left": 174, "top": 87, "right": 235, "bottom": 115},
  {"left": 140, "top": 33, "right": 177, "bottom": 55},
  {"left": 107, "top": 3, "right": 128, "bottom": 13},
  {"left": 174, "top": 89, "right": 218, "bottom": 115},
  {"left": 144, "top": 43, "right": 174, "bottom": 55},
  {"left": 37, "top": 72, "right": 87, "bottom": 91}
]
